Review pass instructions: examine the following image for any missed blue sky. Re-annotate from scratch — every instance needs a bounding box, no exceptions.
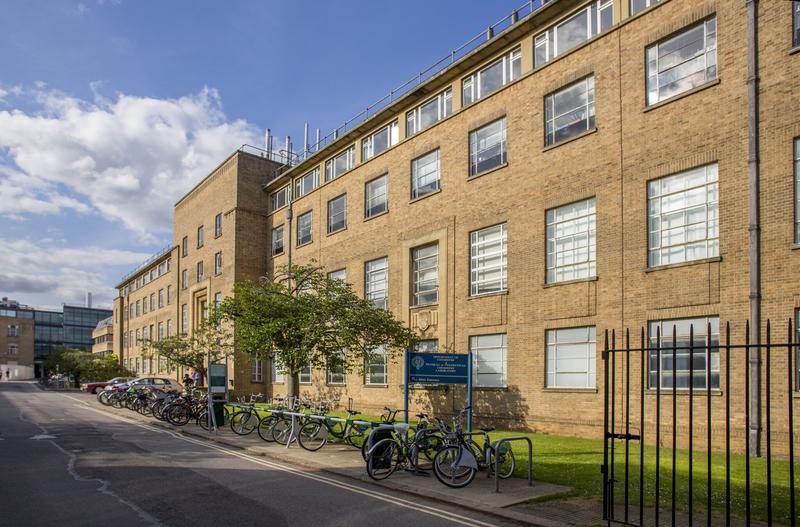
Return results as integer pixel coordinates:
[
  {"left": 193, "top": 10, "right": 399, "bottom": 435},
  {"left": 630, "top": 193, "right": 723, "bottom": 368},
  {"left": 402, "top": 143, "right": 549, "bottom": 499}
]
[{"left": 0, "top": 0, "right": 522, "bottom": 309}]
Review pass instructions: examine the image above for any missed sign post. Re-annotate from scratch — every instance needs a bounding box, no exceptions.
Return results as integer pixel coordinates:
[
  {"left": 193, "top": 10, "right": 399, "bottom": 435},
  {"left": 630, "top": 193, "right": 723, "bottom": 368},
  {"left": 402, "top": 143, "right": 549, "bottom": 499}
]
[{"left": 404, "top": 350, "right": 472, "bottom": 432}]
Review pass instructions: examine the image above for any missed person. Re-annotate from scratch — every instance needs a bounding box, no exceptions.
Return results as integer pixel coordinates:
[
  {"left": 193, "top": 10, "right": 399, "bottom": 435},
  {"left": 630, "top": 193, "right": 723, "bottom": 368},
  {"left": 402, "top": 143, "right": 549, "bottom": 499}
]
[
  {"left": 192, "top": 369, "right": 200, "bottom": 387},
  {"left": 183, "top": 373, "right": 193, "bottom": 388},
  {"left": 5, "top": 369, "right": 8, "bottom": 380}
]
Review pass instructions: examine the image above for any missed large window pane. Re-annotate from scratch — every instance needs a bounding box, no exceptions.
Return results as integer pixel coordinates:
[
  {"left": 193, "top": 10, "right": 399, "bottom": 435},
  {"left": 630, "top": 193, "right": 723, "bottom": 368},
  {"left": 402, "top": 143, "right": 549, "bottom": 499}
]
[
  {"left": 648, "top": 317, "right": 720, "bottom": 390},
  {"left": 365, "top": 175, "right": 388, "bottom": 218},
  {"left": 328, "top": 194, "right": 347, "bottom": 234},
  {"left": 362, "top": 121, "right": 399, "bottom": 161},
  {"left": 546, "top": 198, "right": 596, "bottom": 283},
  {"left": 411, "top": 150, "right": 440, "bottom": 199},
  {"left": 412, "top": 244, "right": 438, "bottom": 305},
  {"left": 535, "top": 1, "right": 613, "bottom": 67},
  {"left": 648, "top": 164, "right": 718, "bottom": 267},
  {"left": 545, "top": 76, "right": 595, "bottom": 146},
  {"left": 325, "top": 146, "right": 355, "bottom": 181},
  {"left": 795, "top": 1, "right": 800, "bottom": 48},
  {"left": 365, "top": 257, "right": 388, "bottom": 309},
  {"left": 470, "top": 334, "right": 507, "bottom": 387},
  {"left": 270, "top": 186, "right": 289, "bottom": 211},
  {"left": 462, "top": 48, "right": 521, "bottom": 106},
  {"left": 631, "top": 0, "right": 659, "bottom": 15},
  {"left": 272, "top": 225, "right": 284, "bottom": 256},
  {"left": 795, "top": 138, "right": 800, "bottom": 243},
  {"left": 546, "top": 327, "right": 596, "bottom": 388},
  {"left": 295, "top": 168, "right": 319, "bottom": 198},
  {"left": 297, "top": 211, "right": 313, "bottom": 245},
  {"left": 407, "top": 89, "right": 452, "bottom": 137},
  {"left": 366, "top": 345, "right": 387, "bottom": 385},
  {"left": 470, "top": 118, "right": 507, "bottom": 175},
  {"left": 470, "top": 224, "right": 507, "bottom": 296}
]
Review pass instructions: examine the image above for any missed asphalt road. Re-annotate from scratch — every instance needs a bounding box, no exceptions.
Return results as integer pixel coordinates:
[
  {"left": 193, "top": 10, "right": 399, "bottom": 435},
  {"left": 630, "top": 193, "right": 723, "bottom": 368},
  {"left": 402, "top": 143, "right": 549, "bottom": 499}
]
[{"left": 0, "top": 382, "right": 515, "bottom": 527}]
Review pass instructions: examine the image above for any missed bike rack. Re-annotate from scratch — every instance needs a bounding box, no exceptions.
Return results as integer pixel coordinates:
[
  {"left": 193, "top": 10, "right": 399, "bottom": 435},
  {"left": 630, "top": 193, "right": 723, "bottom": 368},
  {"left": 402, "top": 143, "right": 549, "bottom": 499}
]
[
  {"left": 274, "top": 410, "right": 375, "bottom": 449},
  {"left": 493, "top": 436, "right": 533, "bottom": 493}
]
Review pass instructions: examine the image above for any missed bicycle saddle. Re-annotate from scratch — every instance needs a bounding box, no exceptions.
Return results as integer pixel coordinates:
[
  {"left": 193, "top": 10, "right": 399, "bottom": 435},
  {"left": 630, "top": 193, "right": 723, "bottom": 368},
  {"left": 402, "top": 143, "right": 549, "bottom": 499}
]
[
  {"left": 393, "top": 423, "right": 411, "bottom": 434},
  {"left": 479, "top": 426, "right": 495, "bottom": 432},
  {"left": 416, "top": 413, "right": 428, "bottom": 419},
  {"left": 346, "top": 409, "right": 360, "bottom": 415}
]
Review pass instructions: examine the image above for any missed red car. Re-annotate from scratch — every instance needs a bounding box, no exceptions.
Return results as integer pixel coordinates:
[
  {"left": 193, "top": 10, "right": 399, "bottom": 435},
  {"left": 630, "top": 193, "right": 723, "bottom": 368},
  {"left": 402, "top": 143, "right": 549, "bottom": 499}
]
[{"left": 81, "top": 377, "right": 131, "bottom": 394}]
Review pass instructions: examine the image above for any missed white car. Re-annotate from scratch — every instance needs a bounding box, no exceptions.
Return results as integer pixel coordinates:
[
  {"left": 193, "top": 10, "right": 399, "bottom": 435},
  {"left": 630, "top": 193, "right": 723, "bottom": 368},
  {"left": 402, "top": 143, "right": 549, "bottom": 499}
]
[{"left": 117, "top": 377, "right": 183, "bottom": 392}]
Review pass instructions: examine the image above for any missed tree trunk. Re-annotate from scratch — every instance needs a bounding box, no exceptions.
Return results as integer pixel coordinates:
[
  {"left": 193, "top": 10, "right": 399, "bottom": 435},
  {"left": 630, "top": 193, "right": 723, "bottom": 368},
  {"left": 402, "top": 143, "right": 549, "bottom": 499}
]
[{"left": 285, "top": 372, "right": 300, "bottom": 400}]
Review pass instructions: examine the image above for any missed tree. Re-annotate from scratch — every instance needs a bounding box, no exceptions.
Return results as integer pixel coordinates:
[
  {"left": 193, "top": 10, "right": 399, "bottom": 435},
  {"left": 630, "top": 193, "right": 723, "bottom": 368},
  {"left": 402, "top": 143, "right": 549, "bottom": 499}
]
[
  {"left": 140, "top": 307, "right": 233, "bottom": 386},
  {"left": 44, "top": 349, "right": 132, "bottom": 387},
  {"left": 219, "top": 263, "right": 418, "bottom": 398}
]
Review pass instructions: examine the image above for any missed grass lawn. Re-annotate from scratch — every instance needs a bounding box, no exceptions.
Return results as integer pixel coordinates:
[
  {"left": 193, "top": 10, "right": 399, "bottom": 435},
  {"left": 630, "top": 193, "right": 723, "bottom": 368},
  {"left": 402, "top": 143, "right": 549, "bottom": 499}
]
[{"left": 222, "top": 404, "right": 797, "bottom": 524}]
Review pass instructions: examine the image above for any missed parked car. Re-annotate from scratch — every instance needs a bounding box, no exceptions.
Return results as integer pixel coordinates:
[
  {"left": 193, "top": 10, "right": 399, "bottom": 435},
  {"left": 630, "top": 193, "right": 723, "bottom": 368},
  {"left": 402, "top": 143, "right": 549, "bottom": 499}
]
[
  {"left": 115, "top": 377, "right": 183, "bottom": 392},
  {"left": 80, "top": 377, "right": 131, "bottom": 394}
]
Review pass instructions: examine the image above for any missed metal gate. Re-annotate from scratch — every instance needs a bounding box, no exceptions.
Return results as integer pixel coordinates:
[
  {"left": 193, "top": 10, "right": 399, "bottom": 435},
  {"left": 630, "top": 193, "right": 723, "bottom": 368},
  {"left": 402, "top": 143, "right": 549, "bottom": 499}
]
[{"left": 602, "top": 320, "right": 797, "bottom": 526}]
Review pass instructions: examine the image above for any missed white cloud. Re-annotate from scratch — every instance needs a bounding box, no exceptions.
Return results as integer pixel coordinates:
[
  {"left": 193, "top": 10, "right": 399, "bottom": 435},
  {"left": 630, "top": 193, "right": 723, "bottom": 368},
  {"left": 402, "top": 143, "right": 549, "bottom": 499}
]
[
  {"left": 0, "top": 85, "right": 261, "bottom": 241},
  {"left": 0, "top": 238, "right": 151, "bottom": 308}
]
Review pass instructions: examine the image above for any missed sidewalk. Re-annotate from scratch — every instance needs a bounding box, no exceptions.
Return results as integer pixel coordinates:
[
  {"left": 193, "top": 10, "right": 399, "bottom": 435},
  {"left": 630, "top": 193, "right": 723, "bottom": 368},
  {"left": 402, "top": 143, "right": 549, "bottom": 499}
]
[{"left": 74, "top": 393, "right": 574, "bottom": 527}]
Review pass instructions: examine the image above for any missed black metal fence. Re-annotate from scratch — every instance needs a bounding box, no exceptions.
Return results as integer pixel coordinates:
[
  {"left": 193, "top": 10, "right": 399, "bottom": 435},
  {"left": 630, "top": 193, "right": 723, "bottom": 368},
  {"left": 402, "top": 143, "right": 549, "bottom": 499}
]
[{"left": 602, "top": 320, "right": 797, "bottom": 526}]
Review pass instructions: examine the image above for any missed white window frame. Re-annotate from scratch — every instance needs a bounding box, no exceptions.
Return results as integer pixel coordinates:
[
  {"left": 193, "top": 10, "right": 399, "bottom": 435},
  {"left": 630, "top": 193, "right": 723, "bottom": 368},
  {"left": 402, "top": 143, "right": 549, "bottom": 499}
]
[
  {"left": 546, "top": 197, "right": 597, "bottom": 284},
  {"left": 180, "top": 304, "right": 187, "bottom": 334},
  {"left": 157, "top": 321, "right": 164, "bottom": 341},
  {"left": 544, "top": 75, "right": 596, "bottom": 146},
  {"left": 648, "top": 317, "right": 720, "bottom": 390},
  {"left": 462, "top": 48, "right": 521, "bottom": 106},
  {"left": 196, "top": 261, "right": 204, "bottom": 283},
  {"left": 365, "top": 174, "right": 388, "bottom": 218},
  {"left": 630, "top": 0, "right": 660, "bottom": 16},
  {"left": 469, "top": 118, "right": 507, "bottom": 176},
  {"left": 215, "top": 213, "right": 222, "bottom": 237},
  {"left": 272, "top": 225, "right": 284, "bottom": 256},
  {"left": 470, "top": 223, "right": 508, "bottom": 296},
  {"left": 546, "top": 326, "right": 597, "bottom": 389},
  {"left": 646, "top": 17, "right": 717, "bottom": 106},
  {"left": 197, "top": 225, "right": 204, "bottom": 248},
  {"left": 406, "top": 89, "right": 452, "bottom": 137},
  {"left": 412, "top": 243, "right": 439, "bottom": 306},
  {"left": 328, "top": 269, "right": 347, "bottom": 283},
  {"left": 270, "top": 185, "right": 290, "bottom": 211},
  {"left": 158, "top": 289, "right": 164, "bottom": 308},
  {"left": 470, "top": 334, "right": 507, "bottom": 388},
  {"left": 794, "top": 138, "right": 800, "bottom": 244},
  {"left": 297, "top": 211, "right": 313, "bottom": 246},
  {"left": 299, "top": 365, "right": 312, "bottom": 384},
  {"left": 411, "top": 149, "right": 440, "bottom": 200},
  {"left": 365, "top": 257, "right": 388, "bottom": 309},
  {"left": 534, "top": 0, "right": 613, "bottom": 67},
  {"left": 647, "top": 164, "right": 719, "bottom": 267},
  {"left": 324, "top": 145, "right": 355, "bottom": 181},
  {"left": 166, "top": 319, "right": 173, "bottom": 337},
  {"left": 8, "top": 343, "right": 18, "bottom": 355},
  {"left": 295, "top": 168, "right": 320, "bottom": 198},
  {"left": 214, "top": 251, "right": 223, "bottom": 275},
  {"left": 251, "top": 358, "right": 264, "bottom": 383},
  {"left": 327, "top": 194, "right": 347, "bottom": 234},
  {"left": 181, "top": 269, "right": 188, "bottom": 289},
  {"left": 362, "top": 121, "right": 399, "bottom": 161},
  {"left": 365, "top": 345, "right": 387, "bottom": 385},
  {"left": 7, "top": 325, "right": 18, "bottom": 337},
  {"left": 415, "top": 340, "right": 439, "bottom": 353},
  {"left": 272, "top": 361, "right": 285, "bottom": 384}
]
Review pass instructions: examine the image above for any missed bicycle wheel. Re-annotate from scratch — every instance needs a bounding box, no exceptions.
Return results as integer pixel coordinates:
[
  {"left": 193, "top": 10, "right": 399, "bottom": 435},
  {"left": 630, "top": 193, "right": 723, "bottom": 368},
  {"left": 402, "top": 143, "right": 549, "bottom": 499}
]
[
  {"left": 257, "top": 415, "right": 278, "bottom": 442},
  {"left": 433, "top": 446, "right": 476, "bottom": 488},
  {"left": 297, "top": 421, "right": 327, "bottom": 451},
  {"left": 230, "top": 410, "right": 257, "bottom": 435},
  {"left": 98, "top": 391, "right": 112, "bottom": 406},
  {"left": 138, "top": 401, "right": 152, "bottom": 416},
  {"left": 198, "top": 410, "right": 210, "bottom": 430},
  {"left": 412, "top": 433, "right": 444, "bottom": 470},
  {"left": 489, "top": 444, "right": 516, "bottom": 479},
  {"left": 366, "top": 439, "right": 400, "bottom": 481},
  {"left": 167, "top": 405, "right": 191, "bottom": 426},
  {"left": 271, "top": 418, "right": 293, "bottom": 445}
]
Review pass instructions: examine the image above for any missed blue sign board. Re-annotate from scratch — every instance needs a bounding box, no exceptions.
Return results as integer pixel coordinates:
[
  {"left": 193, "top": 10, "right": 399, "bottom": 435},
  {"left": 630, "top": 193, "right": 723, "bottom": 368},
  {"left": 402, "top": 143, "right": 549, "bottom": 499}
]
[{"left": 407, "top": 352, "right": 469, "bottom": 385}]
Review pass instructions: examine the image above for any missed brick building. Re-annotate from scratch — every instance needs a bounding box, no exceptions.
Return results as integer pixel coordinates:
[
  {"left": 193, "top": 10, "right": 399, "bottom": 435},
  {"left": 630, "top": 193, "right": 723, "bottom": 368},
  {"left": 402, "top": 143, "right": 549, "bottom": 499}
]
[
  {"left": 0, "top": 298, "right": 35, "bottom": 380},
  {"left": 91, "top": 316, "right": 114, "bottom": 357}
]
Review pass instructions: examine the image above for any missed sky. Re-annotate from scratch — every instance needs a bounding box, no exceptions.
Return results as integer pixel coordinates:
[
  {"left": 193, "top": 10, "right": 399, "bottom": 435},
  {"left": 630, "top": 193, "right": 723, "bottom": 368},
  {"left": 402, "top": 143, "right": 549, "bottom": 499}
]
[{"left": 0, "top": 0, "right": 523, "bottom": 310}]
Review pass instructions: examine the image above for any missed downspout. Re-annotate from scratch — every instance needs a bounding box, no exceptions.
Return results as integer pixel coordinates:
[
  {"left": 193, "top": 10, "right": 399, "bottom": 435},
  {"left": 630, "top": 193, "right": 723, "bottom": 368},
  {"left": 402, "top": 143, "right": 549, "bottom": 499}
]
[{"left": 745, "top": 0, "right": 761, "bottom": 457}]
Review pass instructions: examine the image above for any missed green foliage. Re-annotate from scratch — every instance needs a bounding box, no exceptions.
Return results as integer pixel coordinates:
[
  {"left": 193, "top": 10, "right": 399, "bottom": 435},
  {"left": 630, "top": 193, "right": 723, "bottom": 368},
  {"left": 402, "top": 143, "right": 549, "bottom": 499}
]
[
  {"left": 44, "top": 349, "right": 132, "bottom": 387},
  {"left": 219, "top": 263, "right": 417, "bottom": 395},
  {"left": 140, "top": 307, "right": 233, "bottom": 384}
]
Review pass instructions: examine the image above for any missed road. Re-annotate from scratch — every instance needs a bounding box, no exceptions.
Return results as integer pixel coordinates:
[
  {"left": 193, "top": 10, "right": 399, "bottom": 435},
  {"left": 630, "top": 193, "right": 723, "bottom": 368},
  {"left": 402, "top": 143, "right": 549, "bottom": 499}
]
[{"left": 0, "top": 382, "right": 515, "bottom": 527}]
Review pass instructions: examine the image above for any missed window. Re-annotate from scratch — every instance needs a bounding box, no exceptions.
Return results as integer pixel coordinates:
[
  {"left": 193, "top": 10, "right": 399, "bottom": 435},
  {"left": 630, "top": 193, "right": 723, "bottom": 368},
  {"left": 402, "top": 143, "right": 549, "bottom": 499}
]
[
  {"left": 148, "top": 293, "right": 154, "bottom": 311},
  {"left": 546, "top": 327, "right": 597, "bottom": 388},
  {"left": 416, "top": 340, "right": 439, "bottom": 353},
  {"left": 328, "top": 269, "right": 346, "bottom": 283},
  {"left": 215, "top": 213, "right": 222, "bottom": 237},
  {"left": 270, "top": 185, "right": 290, "bottom": 211},
  {"left": 181, "top": 304, "right": 187, "bottom": 333},
  {"left": 142, "top": 297, "right": 148, "bottom": 314},
  {"left": 795, "top": 1, "right": 800, "bottom": 48},
  {"left": 166, "top": 319, "right": 173, "bottom": 337},
  {"left": 272, "top": 361, "right": 284, "bottom": 383},
  {"left": 8, "top": 343, "right": 17, "bottom": 355},
  {"left": 7, "top": 325, "right": 18, "bottom": 337},
  {"left": 181, "top": 269, "right": 188, "bottom": 289},
  {"left": 470, "top": 334, "right": 507, "bottom": 387},
  {"left": 470, "top": 118, "right": 507, "bottom": 175},
  {"left": 795, "top": 138, "right": 800, "bottom": 243},
  {"left": 197, "top": 225, "right": 204, "bottom": 248},
  {"left": 214, "top": 252, "right": 223, "bottom": 275},
  {"left": 297, "top": 211, "right": 313, "bottom": 246},
  {"left": 795, "top": 310, "right": 800, "bottom": 391},
  {"left": 648, "top": 317, "right": 720, "bottom": 390},
  {"left": 630, "top": 0, "right": 659, "bottom": 16},
  {"left": 135, "top": 328, "right": 140, "bottom": 346},
  {"left": 272, "top": 225, "right": 284, "bottom": 256},
  {"left": 646, "top": 17, "right": 717, "bottom": 106},
  {"left": 135, "top": 357, "right": 140, "bottom": 372},
  {"left": 157, "top": 321, "right": 164, "bottom": 341},
  {"left": 462, "top": 48, "right": 521, "bottom": 106},
  {"left": 407, "top": 89, "right": 452, "bottom": 137},
  {"left": 362, "top": 121, "right": 399, "bottom": 161},
  {"left": 545, "top": 76, "right": 595, "bottom": 146},
  {"left": 547, "top": 198, "right": 597, "bottom": 283},
  {"left": 365, "top": 257, "right": 388, "bottom": 309},
  {"left": 535, "top": 0, "right": 613, "bottom": 67},
  {"left": 470, "top": 224, "right": 508, "bottom": 296},
  {"left": 366, "top": 345, "right": 387, "bottom": 385},
  {"left": 411, "top": 149, "right": 440, "bottom": 200},
  {"left": 648, "top": 164, "right": 718, "bottom": 267},
  {"left": 158, "top": 289, "right": 164, "bottom": 309},
  {"left": 167, "top": 285, "right": 173, "bottom": 304},
  {"left": 325, "top": 146, "right": 355, "bottom": 181},
  {"left": 214, "top": 292, "right": 222, "bottom": 308},
  {"left": 135, "top": 300, "right": 140, "bottom": 317},
  {"left": 327, "top": 194, "right": 347, "bottom": 234},
  {"left": 364, "top": 174, "right": 389, "bottom": 219},
  {"left": 299, "top": 366, "right": 312, "bottom": 384},
  {"left": 295, "top": 168, "right": 319, "bottom": 198},
  {"left": 251, "top": 358, "right": 264, "bottom": 383},
  {"left": 412, "top": 244, "right": 439, "bottom": 305},
  {"left": 181, "top": 236, "right": 188, "bottom": 257},
  {"left": 196, "top": 261, "right": 204, "bottom": 282},
  {"left": 327, "top": 351, "right": 346, "bottom": 385}
]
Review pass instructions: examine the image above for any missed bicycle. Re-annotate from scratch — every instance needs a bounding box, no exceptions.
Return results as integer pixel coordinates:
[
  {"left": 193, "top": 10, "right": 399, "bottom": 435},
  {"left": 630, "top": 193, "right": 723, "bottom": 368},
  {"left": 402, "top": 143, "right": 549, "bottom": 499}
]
[{"left": 365, "top": 414, "right": 444, "bottom": 480}]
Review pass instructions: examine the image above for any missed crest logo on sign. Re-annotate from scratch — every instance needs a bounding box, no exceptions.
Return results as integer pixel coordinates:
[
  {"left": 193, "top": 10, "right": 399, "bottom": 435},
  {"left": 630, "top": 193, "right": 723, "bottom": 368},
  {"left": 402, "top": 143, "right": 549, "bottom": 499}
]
[{"left": 411, "top": 356, "right": 425, "bottom": 369}]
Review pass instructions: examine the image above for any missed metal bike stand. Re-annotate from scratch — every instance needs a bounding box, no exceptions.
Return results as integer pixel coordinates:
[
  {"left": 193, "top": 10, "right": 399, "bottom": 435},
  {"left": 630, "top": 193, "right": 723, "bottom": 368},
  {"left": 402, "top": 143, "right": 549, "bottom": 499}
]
[{"left": 493, "top": 436, "right": 533, "bottom": 493}]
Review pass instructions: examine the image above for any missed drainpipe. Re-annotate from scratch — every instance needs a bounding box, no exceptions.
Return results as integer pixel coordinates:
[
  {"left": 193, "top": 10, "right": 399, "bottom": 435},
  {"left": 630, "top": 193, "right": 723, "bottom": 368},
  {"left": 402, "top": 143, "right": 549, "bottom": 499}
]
[{"left": 746, "top": 0, "right": 761, "bottom": 457}]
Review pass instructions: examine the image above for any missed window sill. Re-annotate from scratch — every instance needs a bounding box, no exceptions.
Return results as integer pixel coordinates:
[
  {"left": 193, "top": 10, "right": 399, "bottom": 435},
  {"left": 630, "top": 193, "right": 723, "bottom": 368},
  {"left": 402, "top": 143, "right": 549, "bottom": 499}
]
[
  {"left": 544, "top": 387, "right": 598, "bottom": 394},
  {"left": 542, "top": 128, "right": 598, "bottom": 152},
  {"left": 643, "top": 79, "right": 721, "bottom": 113},
  {"left": 410, "top": 189, "right": 442, "bottom": 204},
  {"left": 296, "top": 241, "right": 313, "bottom": 249},
  {"left": 473, "top": 385, "right": 508, "bottom": 391},
  {"left": 363, "top": 209, "right": 389, "bottom": 222},
  {"left": 365, "top": 383, "right": 389, "bottom": 388},
  {"left": 214, "top": 234, "right": 222, "bottom": 240},
  {"left": 411, "top": 302, "right": 439, "bottom": 309},
  {"left": 646, "top": 256, "right": 722, "bottom": 273},
  {"left": 468, "top": 290, "right": 508, "bottom": 300},
  {"left": 791, "top": 244, "right": 800, "bottom": 251},
  {"left": 271, "top": 251, "right": 284, "bottom": 259},
  {"left": 214, "top": 272, "right": 222, "bottom": 277},
  {"left": 326, "top": 383, "right": 346, "bottom": 387},
  {"left": 250, "top": 380, "right": 264, "bottom": 384},
  {"left": 646, "top": 389, "right": 724, "bottom": 397},
  {"left": 326, "top": 226, "right": 347, "bottom": 238},
  {"left": 468, "top": 162, "right": 508, "bottom": 181},
  {"left": 543, "top": 276, "right": 598, "bottom": 288},
  {"left": 790, "top": 45, "right": 800, "bottom": 56}
]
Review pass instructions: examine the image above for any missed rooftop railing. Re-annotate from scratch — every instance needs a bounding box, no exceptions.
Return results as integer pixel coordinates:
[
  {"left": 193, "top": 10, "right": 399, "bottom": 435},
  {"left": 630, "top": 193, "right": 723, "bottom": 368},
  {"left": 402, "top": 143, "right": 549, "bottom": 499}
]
[{"left": 118, "top": 244, "right": 173, "bottom": 285}]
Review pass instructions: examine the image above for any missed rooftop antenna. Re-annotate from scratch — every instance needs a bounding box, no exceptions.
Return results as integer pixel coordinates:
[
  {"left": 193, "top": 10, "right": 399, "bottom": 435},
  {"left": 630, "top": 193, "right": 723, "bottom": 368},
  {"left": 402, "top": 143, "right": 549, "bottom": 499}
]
[
  {"left": 265, "top": 128, "right": 272, "bottom": 159},
  {"left": 303, "top": 123, "right": 309, "bottom": 160},
  {"left": 315, "top": 128, "right": 320, "bottom": 153}
]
